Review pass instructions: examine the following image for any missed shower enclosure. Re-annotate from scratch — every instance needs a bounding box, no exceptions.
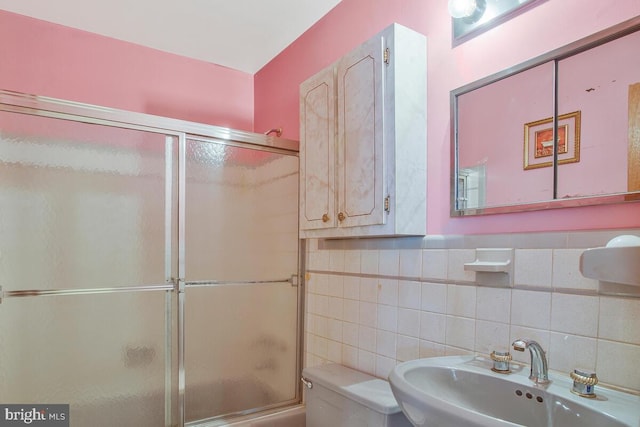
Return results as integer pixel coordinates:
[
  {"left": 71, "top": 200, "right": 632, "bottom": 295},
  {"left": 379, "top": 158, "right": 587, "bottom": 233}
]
[{"left": 0, "top": 90, "right": 302, "bottom": 426}]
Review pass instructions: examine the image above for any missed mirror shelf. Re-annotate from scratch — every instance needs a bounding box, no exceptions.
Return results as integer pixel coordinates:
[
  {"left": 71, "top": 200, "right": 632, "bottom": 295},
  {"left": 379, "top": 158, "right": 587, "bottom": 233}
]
[
  {"left": 451, "top": 15, "right": 640, "bottom": 217},
  {"left": 456, "top": 193, "right": 640, "bottom": 217}
]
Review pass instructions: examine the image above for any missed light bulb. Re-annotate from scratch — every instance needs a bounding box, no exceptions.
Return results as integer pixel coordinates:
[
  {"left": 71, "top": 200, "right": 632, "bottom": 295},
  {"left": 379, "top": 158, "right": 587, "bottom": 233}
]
[{"left": 448, "top": 0, "right": 478, "bottom": 18}]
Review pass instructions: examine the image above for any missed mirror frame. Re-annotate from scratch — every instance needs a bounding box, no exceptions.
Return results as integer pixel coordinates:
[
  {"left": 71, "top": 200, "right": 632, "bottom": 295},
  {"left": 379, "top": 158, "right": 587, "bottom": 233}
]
[{"left": 451, "top": 15, "right": 640, "bottom": 217}]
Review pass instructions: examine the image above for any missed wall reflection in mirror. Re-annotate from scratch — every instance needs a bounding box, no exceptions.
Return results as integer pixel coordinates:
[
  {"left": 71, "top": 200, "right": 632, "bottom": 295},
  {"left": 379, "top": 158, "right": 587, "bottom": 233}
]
[{"left": 452, "top": 18, "right": 640, "bottom": 216}]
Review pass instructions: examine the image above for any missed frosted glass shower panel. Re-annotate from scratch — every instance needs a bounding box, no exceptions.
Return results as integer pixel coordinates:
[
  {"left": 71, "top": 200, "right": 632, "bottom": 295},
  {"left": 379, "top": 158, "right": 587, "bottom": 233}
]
[
  {"left": 0, "top": 111, "right": 168, "bottom": 290},
  {"left": 184, "top": 283, "right": 298, "bottom": 422},
  {"left": 0, "top": 291, "right": 168, "bottom": 427},
  {"left": 185, "top": 139, "right": 299, "bottom": 281}
]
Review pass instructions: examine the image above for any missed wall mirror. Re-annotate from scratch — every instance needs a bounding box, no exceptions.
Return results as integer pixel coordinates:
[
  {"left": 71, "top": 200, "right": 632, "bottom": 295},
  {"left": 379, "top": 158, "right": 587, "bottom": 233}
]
[{"left": 451, "top": 17, "right": 640, "bottom": 216}]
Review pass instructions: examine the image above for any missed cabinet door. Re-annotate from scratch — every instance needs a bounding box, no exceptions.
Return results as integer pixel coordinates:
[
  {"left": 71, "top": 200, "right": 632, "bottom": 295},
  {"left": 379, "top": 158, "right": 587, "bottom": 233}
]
[
  {"left": 336, "top": 35, "right": 386, "bottom": 229},
  {"left": 300, "top": 67, "right": 336, "bottom": 231}
]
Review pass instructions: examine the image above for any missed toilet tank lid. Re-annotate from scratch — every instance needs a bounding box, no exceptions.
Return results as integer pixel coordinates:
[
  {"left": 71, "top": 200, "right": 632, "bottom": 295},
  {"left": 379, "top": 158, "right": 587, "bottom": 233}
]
[{"left": 302, "top": 364, "right": 402, "bottom": 415}]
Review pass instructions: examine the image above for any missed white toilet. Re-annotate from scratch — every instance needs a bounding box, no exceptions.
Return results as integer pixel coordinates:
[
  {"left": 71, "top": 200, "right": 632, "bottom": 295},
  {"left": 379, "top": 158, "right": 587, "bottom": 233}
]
[{"left": 302, "top": 364, "right": 412, "bottom": 427}]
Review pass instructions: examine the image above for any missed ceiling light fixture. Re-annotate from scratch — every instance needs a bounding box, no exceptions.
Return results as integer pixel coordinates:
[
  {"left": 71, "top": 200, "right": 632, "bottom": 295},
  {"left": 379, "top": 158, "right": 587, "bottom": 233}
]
[{"left": 448, "top": 0, "right": 478, "bottom": 19}]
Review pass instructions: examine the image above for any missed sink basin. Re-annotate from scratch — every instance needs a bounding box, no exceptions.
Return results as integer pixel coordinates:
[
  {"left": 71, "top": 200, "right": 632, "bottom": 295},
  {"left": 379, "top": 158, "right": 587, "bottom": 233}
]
[{"left": 388, "top": 355, "right": 640, "bottom": 427}]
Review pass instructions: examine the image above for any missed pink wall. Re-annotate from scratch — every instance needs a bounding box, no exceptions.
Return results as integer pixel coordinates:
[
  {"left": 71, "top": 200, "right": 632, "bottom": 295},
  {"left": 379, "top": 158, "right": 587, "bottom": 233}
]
[
  {"left": 0, "top": 10, "right": 254, "bottom": 131},
  {"left": 557, "top": 30, "right": 640, "bottom": 198},
  {"left": 255, "top": 0, "right": 640, "bottom": 234},
  {"left": 2, "top": 4, "right": 639, "bottom": 235},
  {"left": 458, "top": 62, "right": 555, "bottom": 206}
]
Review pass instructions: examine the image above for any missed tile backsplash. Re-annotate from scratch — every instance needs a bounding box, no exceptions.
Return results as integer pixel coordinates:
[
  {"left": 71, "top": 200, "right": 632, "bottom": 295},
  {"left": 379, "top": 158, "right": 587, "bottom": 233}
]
[{"left": 303, "top": 229, "right": 640, "bottom": 393}]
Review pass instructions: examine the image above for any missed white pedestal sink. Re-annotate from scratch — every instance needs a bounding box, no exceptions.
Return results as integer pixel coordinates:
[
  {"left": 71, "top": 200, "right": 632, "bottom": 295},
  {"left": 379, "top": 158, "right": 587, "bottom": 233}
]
[{"left": 388, "top": 356, "right": 640, "bottom": 427}]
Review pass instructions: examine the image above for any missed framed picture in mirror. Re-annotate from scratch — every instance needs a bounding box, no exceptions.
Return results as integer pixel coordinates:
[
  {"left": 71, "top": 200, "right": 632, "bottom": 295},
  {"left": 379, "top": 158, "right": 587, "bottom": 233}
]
[{"left": 523, "top": 111, "right": 581, "bottom": 170}]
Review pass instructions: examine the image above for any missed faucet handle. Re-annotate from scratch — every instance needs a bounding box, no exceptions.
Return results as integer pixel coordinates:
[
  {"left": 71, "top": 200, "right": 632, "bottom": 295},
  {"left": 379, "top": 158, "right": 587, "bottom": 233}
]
[
  {"left": 570, "top": 369, "right": 598, "bottom": 398},
  {"left": 490, "top": 350, "right": 512, "bottom": 373}
]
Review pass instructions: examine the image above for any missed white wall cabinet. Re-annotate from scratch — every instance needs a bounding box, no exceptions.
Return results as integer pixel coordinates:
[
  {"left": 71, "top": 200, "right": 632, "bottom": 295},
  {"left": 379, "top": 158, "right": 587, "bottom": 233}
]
[{"left": 299, "top": 23, "right": 427, "bottom": 238}]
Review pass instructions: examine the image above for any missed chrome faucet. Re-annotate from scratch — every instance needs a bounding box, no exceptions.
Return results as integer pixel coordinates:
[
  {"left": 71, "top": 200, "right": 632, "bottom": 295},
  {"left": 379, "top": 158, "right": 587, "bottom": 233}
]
[{"left": 512, "top": 339, "right": 550, "bottom": 384}]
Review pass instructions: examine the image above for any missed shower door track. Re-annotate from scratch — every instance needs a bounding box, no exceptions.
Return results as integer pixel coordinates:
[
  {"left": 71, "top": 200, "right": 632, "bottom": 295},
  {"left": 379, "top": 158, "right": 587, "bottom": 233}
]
[{"left": 0, "top": 89, "right": 299, "bottom": 153}]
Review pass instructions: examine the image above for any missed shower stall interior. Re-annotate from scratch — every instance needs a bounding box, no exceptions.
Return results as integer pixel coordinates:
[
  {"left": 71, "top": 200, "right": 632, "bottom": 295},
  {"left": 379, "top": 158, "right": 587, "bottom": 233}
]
[{"left": 0, "top": 90, "right": 302, "bottom": 426}]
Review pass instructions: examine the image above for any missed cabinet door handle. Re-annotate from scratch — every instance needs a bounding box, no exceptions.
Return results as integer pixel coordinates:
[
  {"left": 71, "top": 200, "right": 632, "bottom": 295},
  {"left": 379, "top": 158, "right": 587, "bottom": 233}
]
[
  {"left": 322, "top": 214, "right": 330, "bottom": 223},
  {"left": 338, "top": 212, "right": 346, "bottom": 222}
]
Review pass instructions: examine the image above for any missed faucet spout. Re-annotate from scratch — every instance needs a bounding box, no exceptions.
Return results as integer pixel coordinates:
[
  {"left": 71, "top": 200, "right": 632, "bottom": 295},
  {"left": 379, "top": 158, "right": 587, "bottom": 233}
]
[{"left": 512, "top": 339, "right": 550, "bottom": 384}]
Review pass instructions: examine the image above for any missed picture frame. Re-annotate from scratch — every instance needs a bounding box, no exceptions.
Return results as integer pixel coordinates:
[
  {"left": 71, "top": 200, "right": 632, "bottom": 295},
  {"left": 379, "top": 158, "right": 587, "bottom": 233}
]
[{"left": 523, "top": 110, "right": 581, "bottom": 170}]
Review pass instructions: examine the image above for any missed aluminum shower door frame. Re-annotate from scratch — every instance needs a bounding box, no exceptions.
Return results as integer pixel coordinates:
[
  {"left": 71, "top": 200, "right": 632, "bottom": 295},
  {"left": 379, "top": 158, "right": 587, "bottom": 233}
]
[{"left": 0, "top": 89, "right": 302, "bottom": 427}]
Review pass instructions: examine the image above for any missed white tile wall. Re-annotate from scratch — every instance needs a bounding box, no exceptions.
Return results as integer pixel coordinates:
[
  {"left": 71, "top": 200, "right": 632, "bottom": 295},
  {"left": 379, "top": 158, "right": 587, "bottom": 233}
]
[
  {"left": 361, "top": 250, "right": 379, "bottom": 274},
  {"left": 421, "top": 282, "right": 447, "bottom": 313},
  {"left": 398, "top": 280, "right": 421, "bottom": 309},
  {"left": 378, "top": 279, "right": 399, "bottom": 306},
  {"left": 476, "top": 320, "right": 510, "bottom": 355},
  {"left": 329, "top": 250, "right": 345, "bottom": 272},
  {"left": 397, "top": 334, "right": 420, "bottom": 361},
  {"left": 476, "top": 287, "right": 511, "bottom": 323},
  {"left": 420, "top": 311, "right": 446, "bottom": 342},
  {"left": 599, "top": 297, "right": 640, "bottom": 344},
  {"left": 377, "top": 304, "right": 398, "bottom": 332},
  {"left": 400, "top": 250, "right": 422, "bottom": 277},
  {"left": 419, "top": 340, "right": 445, "bottom": 358},
  {"left": 379, "top": 250, "right": 400, "bottom": 276},
  {"left": 550, "top": 293, "right": 599, "bottom": 336},
  {"left": 447, "top": 285, "right": 476, "bottom": 318},
  {"left": 343, "top": 276, "right": 360, "bottom": 300},
  {"left": 511, "top": 290, "right": 551, "bottom": 330},
  {"left": 548, "top": 332, "right": 597, "bottom": 374},
  {"left": 514, "top": 249, "right": 552, "bottom": 288},
  {"left": 552, "top": 249, "right": 598, "bottom": 291},
  {"left": 421, "top": 249, "right": 448, "bottom": 279},
  {"left": 397, "top": 308, "right": 420, "bottom": 338},
  {"left": 447, "top": 249, "right": 476, "bottom": 282},
  {"left": 445, "top": 315, "right": 475, "bottom": 350},
  {"left": 304, "top": 231, "right": 640, "bottom": 392},
  {"left": 344, "top": 250, "right": 361, "bottom": 273},
  {"left": 596, "top": 340, "right": 640, "bottom": 390}
]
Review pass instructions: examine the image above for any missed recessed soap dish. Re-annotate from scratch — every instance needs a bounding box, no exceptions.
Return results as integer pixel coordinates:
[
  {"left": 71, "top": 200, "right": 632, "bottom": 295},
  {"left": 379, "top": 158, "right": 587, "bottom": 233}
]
[{"left": 464, "top": 248, "right": 514, "bottom": 286}]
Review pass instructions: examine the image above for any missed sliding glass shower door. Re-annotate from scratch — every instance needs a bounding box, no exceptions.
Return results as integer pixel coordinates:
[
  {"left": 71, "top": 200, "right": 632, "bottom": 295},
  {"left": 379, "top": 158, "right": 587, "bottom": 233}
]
[
  {"left": 182, "top": 138, "right": 300, "bottom": 424},
  {"left": 0, "top": 94, "right": 301, "bottom": 427},
  {"left": 0, "top": 111, "right": 172, "bottom": 426}
]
